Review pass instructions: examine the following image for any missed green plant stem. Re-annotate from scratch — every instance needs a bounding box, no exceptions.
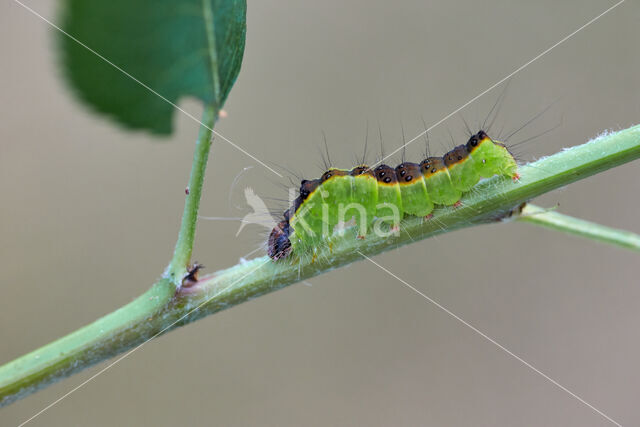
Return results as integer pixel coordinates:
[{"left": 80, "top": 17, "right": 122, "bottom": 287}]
[
  {"left": 1, "top": 124, "right": 639, "bottom": 407},
  {"left": 518, "top": 204, "right": 640, "bottom": 252},
  {"left": 0, "top": 107, "right": 217, "bottom": 407},
  {"left": 165, "top": 105, "right": 217, "bottom": 284}
]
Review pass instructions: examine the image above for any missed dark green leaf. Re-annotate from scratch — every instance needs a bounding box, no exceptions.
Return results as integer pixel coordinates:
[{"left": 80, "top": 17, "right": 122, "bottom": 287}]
[{"left": 60, "top": 0, "right": 246, "bottom": 134}]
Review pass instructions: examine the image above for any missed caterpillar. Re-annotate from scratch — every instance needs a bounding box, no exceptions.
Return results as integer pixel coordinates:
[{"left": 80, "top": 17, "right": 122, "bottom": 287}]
[{"left": 268, "top": 130, "right": 519, "bottom": 260}]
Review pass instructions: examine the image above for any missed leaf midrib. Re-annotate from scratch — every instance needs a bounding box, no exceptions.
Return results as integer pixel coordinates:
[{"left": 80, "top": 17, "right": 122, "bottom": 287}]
[{"left": 202, "top": 0, "right": 221, "bottom": 107}]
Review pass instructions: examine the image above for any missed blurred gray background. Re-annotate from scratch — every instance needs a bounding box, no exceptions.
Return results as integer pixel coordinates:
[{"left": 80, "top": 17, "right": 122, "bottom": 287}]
[{"left": 2, "top": 0, "right": 639, "bottom": 426}]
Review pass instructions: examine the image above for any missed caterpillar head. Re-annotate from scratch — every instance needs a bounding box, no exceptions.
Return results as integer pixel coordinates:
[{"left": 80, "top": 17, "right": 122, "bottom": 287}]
[{"left": 268, "top": 220, "right": 292, "bottom": 260}]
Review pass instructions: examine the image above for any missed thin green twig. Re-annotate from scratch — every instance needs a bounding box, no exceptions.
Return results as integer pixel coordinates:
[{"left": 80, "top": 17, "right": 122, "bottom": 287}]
[
  {"left": 165, "top": 105, "right": 217, "bottom": 284},
  {"left": 518, "top": 203, "right": 640, "bottom": 252},
  {"left": 0, "top": 107, "right": 216, "bottom": 407},
  {"left": 1, "top": 124, "right": 639, "bottom": 407}
]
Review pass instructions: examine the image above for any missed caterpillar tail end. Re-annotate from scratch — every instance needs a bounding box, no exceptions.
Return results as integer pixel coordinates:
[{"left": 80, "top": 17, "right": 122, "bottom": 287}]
[{"left": 268, "top": 220, "right": 292, "bottom": 260}]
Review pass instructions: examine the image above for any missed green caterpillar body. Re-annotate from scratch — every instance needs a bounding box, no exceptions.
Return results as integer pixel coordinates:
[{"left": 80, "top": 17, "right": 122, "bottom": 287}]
[{"left": 268, "top": 131, "right": 518, "bottom": 260}]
